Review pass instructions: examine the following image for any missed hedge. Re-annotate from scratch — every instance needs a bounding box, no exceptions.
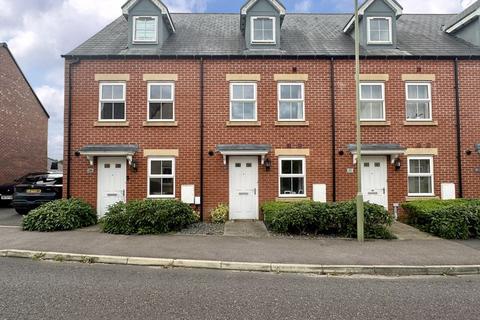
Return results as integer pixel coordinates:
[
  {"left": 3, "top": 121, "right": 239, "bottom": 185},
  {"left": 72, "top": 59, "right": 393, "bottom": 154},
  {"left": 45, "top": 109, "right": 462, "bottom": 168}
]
[
  {"left": 262, "top": 200, "right": 394, "bottom": 239},
  {"left": 402, "top": 199, "right": 480, "bottom": 239},
  {"left": 22, "top": 199, "right": 97, "bottom": 232},
  {"left": 100, "top": 199, "right": 198, "bottom": 235}
]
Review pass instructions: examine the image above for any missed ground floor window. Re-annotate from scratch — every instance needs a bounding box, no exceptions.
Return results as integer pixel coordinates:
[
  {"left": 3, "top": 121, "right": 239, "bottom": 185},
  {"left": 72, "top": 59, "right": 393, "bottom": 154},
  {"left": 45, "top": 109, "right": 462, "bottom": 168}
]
[
  {"left": 408, "top": 156, "right": 434, "bottom": 196},
  {"left": 279, "top": 157, "right": 306, "bottom": 197},
  {"left": 148, "top": 157, "right": 175, "bottom": 198}
]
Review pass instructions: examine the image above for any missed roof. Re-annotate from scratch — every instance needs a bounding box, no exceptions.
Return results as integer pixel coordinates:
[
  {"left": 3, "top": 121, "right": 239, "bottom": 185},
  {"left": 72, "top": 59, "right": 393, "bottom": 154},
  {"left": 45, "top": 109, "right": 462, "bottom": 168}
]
[
  {"left": 216, "top": 144, "right": 272, "bottom": 152},
  {"left": 444, "top": 0, "right": 480, "bottom": 33},
  {"left": 348, "top": 144, "right": 406, "bottom": 152},
  {"left": 343, "top": 0, "right": 403, "bottom": 32},
  {"left": 121, "top": 0, "right": 175, "bottom": 32},
  {"left": 240, "top": 0, "right": 286, "bottom": 15},
  {"left": 1, "top": 43, "right": 49, "bottom": 118},
  {"left": 64, "top": 13, "right": 480, "bottom": 58},
  {"left": 78, "top": 144, "right": 139, "bottom": 154}
]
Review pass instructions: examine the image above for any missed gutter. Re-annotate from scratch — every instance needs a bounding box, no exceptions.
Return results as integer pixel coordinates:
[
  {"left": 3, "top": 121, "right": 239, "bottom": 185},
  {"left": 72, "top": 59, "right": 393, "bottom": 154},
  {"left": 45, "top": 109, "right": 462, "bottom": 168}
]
[
  {"left": 66, "top": 58, "right": 81, "bottom": 199},
  {"left": 330, "top": 57, "right": 337, "bottom": 202},
  {"left": 199, "top": 58, "right": 205, "bottom": 221},
  {"left": 453, "top": 58, "right": 464, "bottom": 198}
]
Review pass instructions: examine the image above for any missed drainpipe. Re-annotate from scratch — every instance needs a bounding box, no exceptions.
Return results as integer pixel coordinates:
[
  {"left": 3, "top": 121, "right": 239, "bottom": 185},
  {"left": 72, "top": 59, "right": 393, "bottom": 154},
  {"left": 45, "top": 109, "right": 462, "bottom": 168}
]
[
  {"left": 453, "top": 58, "right": 464, "bottom": 198},
  {"left": 66, "top": 58, "right": 80, "bottom": 199},
  {"left": 199, "top": 57, "right": 205, "bottom": 220},
  {"left": 330, "top": 57, "right": 337, "bottom": 202}
]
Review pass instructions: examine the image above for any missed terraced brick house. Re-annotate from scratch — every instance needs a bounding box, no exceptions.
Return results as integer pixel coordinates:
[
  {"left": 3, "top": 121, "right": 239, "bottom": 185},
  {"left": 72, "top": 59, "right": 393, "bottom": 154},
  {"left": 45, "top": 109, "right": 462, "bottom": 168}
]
[
  {"left": 63, "top": 0, "right": 480, "bottom": 220},
  {"left": 0, "top": 42, "right": 49, "bottom": 186}
]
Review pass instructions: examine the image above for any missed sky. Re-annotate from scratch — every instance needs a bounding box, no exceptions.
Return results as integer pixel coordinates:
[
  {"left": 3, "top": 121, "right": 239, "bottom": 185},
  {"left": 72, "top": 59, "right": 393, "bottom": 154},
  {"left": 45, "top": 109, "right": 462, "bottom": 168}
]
[{"left": 0, "top": 0, "right": 477, "bottom": 160}]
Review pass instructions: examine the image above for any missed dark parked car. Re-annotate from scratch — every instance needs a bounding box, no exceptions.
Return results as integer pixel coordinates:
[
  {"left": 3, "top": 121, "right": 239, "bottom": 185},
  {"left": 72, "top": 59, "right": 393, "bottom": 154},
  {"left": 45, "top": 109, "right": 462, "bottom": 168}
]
[
  {"left": 0, "top": 183, "right": 15, "bottom": 205},
  {"left": 12, "top": 172, "right": 63, "bottom": 215}
]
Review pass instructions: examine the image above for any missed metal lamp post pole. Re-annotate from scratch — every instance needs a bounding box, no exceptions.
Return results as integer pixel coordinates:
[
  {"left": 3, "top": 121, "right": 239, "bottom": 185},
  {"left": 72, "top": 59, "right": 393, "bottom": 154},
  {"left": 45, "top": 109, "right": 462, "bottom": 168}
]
[{"left": 354, "top": 0, "right": 365, "bottom": 242}]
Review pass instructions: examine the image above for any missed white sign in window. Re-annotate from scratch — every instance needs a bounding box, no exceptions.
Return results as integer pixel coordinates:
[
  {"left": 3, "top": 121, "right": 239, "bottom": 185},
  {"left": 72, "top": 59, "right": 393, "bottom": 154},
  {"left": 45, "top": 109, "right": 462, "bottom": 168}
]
[
  {"left": 406, "top": 83, "right": 432, "bottom": 121},
  {"left": 251, "top": 17, "right": 275, "bottom": 43},
  {"left": 148, "top": 157, "right": 175, "bottom": 198},
  {"left": 278, "top": 83, "right": 305, "bottom": 121},
  {"left": 360, "top": 83, "right": 385, "bottom": 121},
  {"left": 279, "top": 157, "right": 306, "bottom": 197},
  {"left": 148, "top": 83, "right": 175, "bottom": 121},
  {"left": 133, "top": 16, "right": 158, "bottom": 43},
  {"left": 408, "top": 157, "right": 434, "bottom": 196},
  {"left": 99, "top": 83, "right": 126, "bottom": 121},
  {"left": 230, "top": 83, "right": 257, "bottom": 121}
]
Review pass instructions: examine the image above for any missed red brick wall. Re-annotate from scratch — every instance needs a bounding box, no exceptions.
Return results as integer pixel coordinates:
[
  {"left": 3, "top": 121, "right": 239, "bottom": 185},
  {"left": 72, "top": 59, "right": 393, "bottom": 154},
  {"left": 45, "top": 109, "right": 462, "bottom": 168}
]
[
  {"left": 65, "top": 57, "right": 480, "bottom": 219},
  {"left": 0, "top": 46, "right": 48, "bottom": 184}
]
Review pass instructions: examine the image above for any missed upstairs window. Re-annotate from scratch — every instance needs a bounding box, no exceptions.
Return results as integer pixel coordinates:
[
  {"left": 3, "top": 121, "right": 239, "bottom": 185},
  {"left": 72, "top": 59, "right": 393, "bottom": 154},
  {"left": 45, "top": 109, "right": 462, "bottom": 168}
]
[
  {"left": 279, "top": 157, "right": 306, "bottom": 197},
  {"left": 278, "top": 83, "right": 305, "bottom": 121},
  {"left": 99, "top": 83, "right": 126, "bottom": 121},
  {"left": 230, "top": 83, "right": 257, "bottom": 121},
  {"left": 360, "top": 83, "right": 385, "bottom": 121},
  {"left": 408, "top": 157, "right": 434, "bottom": 196},
  {"left": 148, "top": 83, "right": 175, "bottom": 121},
  {"left": 406, "top": 83, "right": 432, "bottom": 121},
  {"left": 367, "top": 17, "right": 392, "bottom": 44},
  {"left": 251, "top": 17, "right": 275, "bottom": 43},
  {"left": 133, "top": 16, "right": 158, "bottom": 43}
]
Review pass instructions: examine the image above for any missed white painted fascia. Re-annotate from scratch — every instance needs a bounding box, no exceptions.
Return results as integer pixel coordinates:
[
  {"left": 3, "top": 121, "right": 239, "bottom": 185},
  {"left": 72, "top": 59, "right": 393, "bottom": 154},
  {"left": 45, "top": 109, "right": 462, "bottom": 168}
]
[
  {"left": 122, "top": 0, "right": 175, "bottom": 32},
  {"left": 343, "top": 0, "right": 403, "bottom": 33},
  {"left": 445, "top": 7, "right": 480, "bottom": 33},
  {"left": 241, "top": 0, "right": 286, "bottom": 16}
]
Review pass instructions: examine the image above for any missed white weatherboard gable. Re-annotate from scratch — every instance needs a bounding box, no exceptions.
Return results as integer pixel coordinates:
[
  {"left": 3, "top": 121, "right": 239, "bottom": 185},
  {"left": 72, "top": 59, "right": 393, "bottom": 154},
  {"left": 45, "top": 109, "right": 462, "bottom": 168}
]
[
  {"left": 122, "top": 0, "right": 175, "bottom": 32},
  {"left": 241, "top": 0, "right": 286, "bottom": 15},
  {"left": 343, "top": 0, "right": 403, "bottom": 33}
]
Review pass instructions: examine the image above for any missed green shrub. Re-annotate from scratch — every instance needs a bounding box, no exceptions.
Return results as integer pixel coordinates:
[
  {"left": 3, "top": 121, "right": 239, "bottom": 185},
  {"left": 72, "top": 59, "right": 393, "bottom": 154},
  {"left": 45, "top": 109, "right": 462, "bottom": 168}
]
[
  {"left": 22, "top": 199, "right": 97, "bottom": 232},
  {"left": 100, "top": 199, "right": 197, "bottom": 235},
  {"left": 261, "top": 200, "right": 394, "bottom": 239},
  {"left": 210, "top": 204, "right": 229, "bottom": 224},
  {"left": 402, "top": 199, "right": 480, "bottom": 239}
]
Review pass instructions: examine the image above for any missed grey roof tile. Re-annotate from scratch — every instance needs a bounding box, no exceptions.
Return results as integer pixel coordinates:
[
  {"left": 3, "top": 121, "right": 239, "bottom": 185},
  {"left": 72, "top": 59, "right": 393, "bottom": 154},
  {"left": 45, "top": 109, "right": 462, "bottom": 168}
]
[
  {"left": 79, "top": 144, "right": 139, "bottom": 153},
  {"left": 65, "top": 13, "right": 480, "bottom": 57},
  {"left": 216, "top": 144, "right": 272, "bottom": 152},
  {"left": 347, "top": 144, "right": 406, "bottom": 152}
]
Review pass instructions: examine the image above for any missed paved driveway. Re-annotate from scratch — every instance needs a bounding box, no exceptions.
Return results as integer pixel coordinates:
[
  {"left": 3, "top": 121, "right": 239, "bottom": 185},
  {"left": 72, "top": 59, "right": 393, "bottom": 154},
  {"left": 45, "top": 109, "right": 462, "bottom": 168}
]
[{"left": 0, "top": 207, "right": 22, "bottom": 227}]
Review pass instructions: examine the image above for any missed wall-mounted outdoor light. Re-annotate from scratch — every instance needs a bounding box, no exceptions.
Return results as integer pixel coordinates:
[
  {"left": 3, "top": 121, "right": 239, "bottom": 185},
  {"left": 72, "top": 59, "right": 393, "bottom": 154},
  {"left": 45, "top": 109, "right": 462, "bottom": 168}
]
[
  {"left": 465, "top": 150, "right": 472, "bottom": 156},
  {"left": 394, "top": 158, "right": 402, "bottom": 171},
  {"left": 264, "top": 157, "right": 272, "bottom": 171},
  {"left": 130, "top": 159, "right": 138, "bottom": 172}
]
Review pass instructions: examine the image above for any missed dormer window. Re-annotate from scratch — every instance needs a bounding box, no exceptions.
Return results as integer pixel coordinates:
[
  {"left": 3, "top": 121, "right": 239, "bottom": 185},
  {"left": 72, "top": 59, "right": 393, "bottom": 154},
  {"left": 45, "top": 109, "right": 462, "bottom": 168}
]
[
  {"left": 367, "top": 17, "right": 392, "bottom": 44},
  {"left": 251, "top": 17, "right": 275, "bottom": 44},
  {"left": 133, "top": 16, "right": 158, "bottom": 43}
]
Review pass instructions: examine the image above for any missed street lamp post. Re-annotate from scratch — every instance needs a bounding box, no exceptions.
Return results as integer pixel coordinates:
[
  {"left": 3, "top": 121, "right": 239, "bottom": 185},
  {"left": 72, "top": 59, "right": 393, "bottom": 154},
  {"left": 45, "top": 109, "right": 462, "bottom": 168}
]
[{"left": 354, "top": 0, "right": 365, "bottom": 242}]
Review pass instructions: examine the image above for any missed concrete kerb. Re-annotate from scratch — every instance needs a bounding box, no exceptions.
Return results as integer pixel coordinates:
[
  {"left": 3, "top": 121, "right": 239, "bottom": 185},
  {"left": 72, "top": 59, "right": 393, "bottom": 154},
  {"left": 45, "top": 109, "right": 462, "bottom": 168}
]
[{"left": 1, "top": 249, "right": 480, "bottom": 276}]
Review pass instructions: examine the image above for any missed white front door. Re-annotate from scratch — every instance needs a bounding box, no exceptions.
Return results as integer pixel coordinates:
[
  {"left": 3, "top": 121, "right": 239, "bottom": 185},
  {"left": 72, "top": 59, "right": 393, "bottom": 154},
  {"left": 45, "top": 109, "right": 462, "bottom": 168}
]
[
  {"left": 361, "top": 156, "right": 388, "bottom": 208},
  {"left": 97, "top": 157, "right": 127, "bottom": 217},
  {"left": 229, "top": 156, "right": 259, "bottom": 220}
]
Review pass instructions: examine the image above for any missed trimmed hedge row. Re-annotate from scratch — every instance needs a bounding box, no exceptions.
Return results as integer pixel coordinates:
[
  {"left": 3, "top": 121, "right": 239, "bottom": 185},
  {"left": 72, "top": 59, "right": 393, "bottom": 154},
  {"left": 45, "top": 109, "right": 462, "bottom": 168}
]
[
  {"left": 262, "top": 200, "right": 394, "bottom": 239},
  {"left": 100, "top": 199, "right": 198, "bottom": 235},
  {"left": 23, "top": 199, "right": 97, "bottom": 232},
  {"left": 402, "top": 199, "right": 480, "bottom": 239}
]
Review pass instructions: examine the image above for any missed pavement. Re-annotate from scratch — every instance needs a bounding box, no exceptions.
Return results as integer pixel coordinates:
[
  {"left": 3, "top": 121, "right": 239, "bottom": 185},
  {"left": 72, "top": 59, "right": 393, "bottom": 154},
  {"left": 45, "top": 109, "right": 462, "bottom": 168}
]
[
  {"left": 0, "top": 206, "right": 21, "bottom": 227},
  {"left": 1, "top": 257, "right": 480, "bottom": 320}
]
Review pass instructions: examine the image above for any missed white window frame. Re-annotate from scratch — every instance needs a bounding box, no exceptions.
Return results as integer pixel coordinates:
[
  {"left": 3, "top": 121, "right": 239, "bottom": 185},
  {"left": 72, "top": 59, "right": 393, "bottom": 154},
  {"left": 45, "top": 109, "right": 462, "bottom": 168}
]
[
  {"left": 147, "top": 157, "right": 176, "bottom": 199},
  {"left": 407, "top": 156, "right": 435, "bottom": 197},
  {"left": 277, "top": 82, "right": 305, "bottom": 122},
  {"left": 229, "top": 82, "right": 257, "bottom": 122},
  {"left": 405, "top": 82, "right": 432, "bottom": 121},
  {"left": 360, "top": 82, "right": 386, "bottom": 121},
  {"left": 278, "top": 156, "right": 307, "bottom": 198},
  {"left": 367, "top": 17, "right": 393, "bottom": 44},
  {"left": 147, "top": 82, "right": 175, "bottom": 122},
  {"left": 133, "top": 16, "right": 158, "bottom": 44},
  {"left": 251, "top": 16, "right": 276, "bottom": 44},
  {"left": 98, "top": 82, "right": 126, "bottom": 122}
]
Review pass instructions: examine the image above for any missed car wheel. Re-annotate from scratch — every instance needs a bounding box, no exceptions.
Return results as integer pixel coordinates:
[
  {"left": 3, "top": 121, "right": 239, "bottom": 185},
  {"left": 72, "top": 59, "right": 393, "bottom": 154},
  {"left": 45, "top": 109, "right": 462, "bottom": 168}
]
[{"left": 15, "top": 208, "right": 30, "bottom": 215}]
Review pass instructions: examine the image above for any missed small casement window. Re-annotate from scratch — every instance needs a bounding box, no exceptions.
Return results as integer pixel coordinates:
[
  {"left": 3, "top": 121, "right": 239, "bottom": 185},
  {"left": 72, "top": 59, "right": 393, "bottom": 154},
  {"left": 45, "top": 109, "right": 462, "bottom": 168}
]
[
  {"left": 251, "top": 17, "right": 275, "bottom": 43},
  {"left": 133, "top": 16, "right": 158, "bottom": 43},
  {"left": 406, "top": 83, "right": 432, "bottom": 121},
  {"left": 367, "top": 17, "right": 392, "bottom": 44},
  {"left": 148, "top": 157, "right": 175, "bottom": 198},
  {"left": 279, "top": 157, "right": 306, "bottom": 197},
  {"left": 99, "top": 83, "right": 126, "bottom": 121},
  {"left": 360, "top": 83, "right": 385, "bottom": 121},
  {"left": 408, "top": 156, "right": 434, "bottom": 196},
  {"left": 148, "top": 83, "right": 175, "bottom": 121},
  {"left": 278, "top": 83, "right": 305, "bottom": 121},
  {"left": 230, "top": 83, "right": 257, "bottom": 121}
]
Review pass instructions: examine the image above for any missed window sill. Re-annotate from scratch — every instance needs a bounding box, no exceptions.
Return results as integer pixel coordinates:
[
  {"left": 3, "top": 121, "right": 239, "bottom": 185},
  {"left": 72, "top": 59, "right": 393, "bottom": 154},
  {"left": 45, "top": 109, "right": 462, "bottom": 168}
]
[
  {"left": 94, "top": 121, "right": 129, "bottom": 127},
  {"left": 146, "top": 196, "right": 177, "bottom": 200},
  {"left": 226, "top": 121, "right": 261, "bottom": 127},
  {"left": 276, "top": 197, "right": 311, "bottom": 202},
  {"left": 405, "top": 196, "right": 440, "bottom": 202},
  {"left": 360, "top": 121, "right": 391, "bottom": 126},
  {"left": 275, "top": 121, "right": 309, "bottom": 127},
  {"left": 403, "top": 121, "right": 438, "bottom": 126},
  {"left": 143, "top": 121, "right": 178, "bottom": 127}
]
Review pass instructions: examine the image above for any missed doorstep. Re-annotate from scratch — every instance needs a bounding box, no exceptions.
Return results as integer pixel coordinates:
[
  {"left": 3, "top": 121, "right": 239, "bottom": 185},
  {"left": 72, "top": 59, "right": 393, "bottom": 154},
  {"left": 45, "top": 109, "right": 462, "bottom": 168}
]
[{"left": 224, "top": 221, "right": 270, "bottom": 238}]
